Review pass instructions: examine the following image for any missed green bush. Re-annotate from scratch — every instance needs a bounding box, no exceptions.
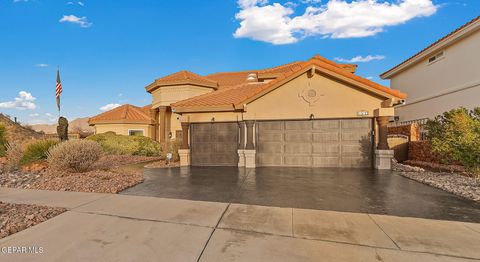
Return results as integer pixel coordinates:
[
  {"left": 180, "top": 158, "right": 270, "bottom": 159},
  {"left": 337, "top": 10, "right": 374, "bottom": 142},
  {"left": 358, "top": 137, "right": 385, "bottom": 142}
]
[
  {"left": 47, "top": 140, "right": 103, "bottom": 172},
  {"left": 87, "top": 133, "right": 162, "bottom": 156},
  {"left": 0, "top": 124, "right": 6, "bottom": 157},
  {"left": 426, "top": 107, "right": 480, "bottom": 177},
  {"left": 20, "top": 140, "right": 58, "bottom": 165}
]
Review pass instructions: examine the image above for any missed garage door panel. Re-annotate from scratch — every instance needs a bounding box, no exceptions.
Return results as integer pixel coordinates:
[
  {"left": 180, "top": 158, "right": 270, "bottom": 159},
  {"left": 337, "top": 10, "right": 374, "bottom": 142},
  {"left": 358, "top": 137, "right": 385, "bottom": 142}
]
[
  {"left": 342, "top": 119, "right": 371, "bottom": 129},
  {"left": 313, "top": 120, "right": 340, "bottom": 129},
  {"left": 285, "top": 121, "right": 311, "bottom": 130},
  {"left": 342, "top": 132, "right": 371, "bottom": 141},
  {"left": 257, "top": 119, "right": 372, "bottom": 168},
  {"left": 258, "top": 121, "right": 283, "bottom": 131},
  {"left": 285, "top": 143, "right": 312, "bottom": 154},
  {"left": 191, "top": 122, "right": 238, "bottom": 166},
  {"left": 313, "top": 132, "right": 340, "bottom": 142},
  {"left": 285, "top": 133, "right": 311, "bottom": 142},
  {"left": 257, "top": 143, "right": 283, "bottom": 154},
  {"left": 258, "top": 133, "right": 283, "bottom": 142},
  {"left": 313, "top": 157, "right": 341, "bottom": 167},
  {"left": 312, "top": 144, "right": 340, "bottom": 155}
]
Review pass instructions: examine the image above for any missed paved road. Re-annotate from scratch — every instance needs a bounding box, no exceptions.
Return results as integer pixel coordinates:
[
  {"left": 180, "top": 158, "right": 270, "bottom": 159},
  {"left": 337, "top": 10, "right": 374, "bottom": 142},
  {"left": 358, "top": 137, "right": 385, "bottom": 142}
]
[
  {"left": 122, "top": 166, "right": 480, "bottom": 222},
  {"left": 1, "top": 187, "right": 480, "bottom": 261}
]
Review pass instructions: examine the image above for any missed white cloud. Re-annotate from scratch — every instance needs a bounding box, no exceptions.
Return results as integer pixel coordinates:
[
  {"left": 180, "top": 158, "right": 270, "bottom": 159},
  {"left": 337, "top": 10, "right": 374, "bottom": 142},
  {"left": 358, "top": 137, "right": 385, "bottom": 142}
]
[
  {"left": 35, "top": 63, "right": 48, "bottom": 68},
  {"left": 0, "top": 91, "right": 36, "bottom": 110},
  {"left": 234, "top": 0, "right": 438, "bottom": 44},
  {"left": 335, "top": 55, "right": 385, "bottom": 63},
  {"left": 59, "top": 15, "right": 92, "bottom": 28},
  {"left": 67, "top": 1, "right": 85, "bottom": 6},
  {"left": 29, "top": 113, "right": 39, "bottom": 117},
  {"left": 13, "top": 0, "right": 29, "bottom": 3},
  {"left": 100, "top": 103, "right": 121, "bottom": 112}
]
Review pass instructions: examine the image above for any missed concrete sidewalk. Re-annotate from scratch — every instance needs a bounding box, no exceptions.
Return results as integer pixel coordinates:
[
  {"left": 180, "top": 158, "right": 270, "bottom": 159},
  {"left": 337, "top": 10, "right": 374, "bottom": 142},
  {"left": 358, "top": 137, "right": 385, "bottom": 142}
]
[{"left": 0, "top": 187, "right": 479, "bottom": 261}]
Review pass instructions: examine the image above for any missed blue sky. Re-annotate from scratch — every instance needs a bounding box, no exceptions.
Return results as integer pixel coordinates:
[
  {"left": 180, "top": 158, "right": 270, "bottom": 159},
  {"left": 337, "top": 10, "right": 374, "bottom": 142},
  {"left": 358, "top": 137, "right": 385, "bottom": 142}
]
[{"left": 0, "top": 0, "right": 478, "bottom": 124}]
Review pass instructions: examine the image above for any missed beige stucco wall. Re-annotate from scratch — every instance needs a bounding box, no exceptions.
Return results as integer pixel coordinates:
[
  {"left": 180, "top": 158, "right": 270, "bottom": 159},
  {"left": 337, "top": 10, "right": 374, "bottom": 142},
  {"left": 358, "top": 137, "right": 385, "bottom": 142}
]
[
  {"left": 151, "top": 84, "right": 214, "bottom": 108},
  {"left": 183, "top": 71, "right": 386, "bottom": 122},
  {"left": 94, "top": 123, "right": 153, "bottom": 138},
  {"left": 390, "top": 30, "right": 480, "bottom": 121}
]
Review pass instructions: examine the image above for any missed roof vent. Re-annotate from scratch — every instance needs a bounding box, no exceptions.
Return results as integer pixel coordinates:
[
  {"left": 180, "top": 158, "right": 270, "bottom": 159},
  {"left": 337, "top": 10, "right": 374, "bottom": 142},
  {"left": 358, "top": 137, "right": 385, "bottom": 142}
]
[{"left": 246, "top": 73, "right": 257, "bottom": 82}]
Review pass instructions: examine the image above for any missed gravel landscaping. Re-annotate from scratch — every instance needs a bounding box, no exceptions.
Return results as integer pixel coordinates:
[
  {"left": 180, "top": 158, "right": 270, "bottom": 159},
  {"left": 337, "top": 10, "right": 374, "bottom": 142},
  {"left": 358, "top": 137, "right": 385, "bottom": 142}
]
[
  {"left": 393, "top": 161, "right": 480, "bottom": 202},
  {"left": 0, "top": 155, "right": 159, "bottom": 194},
  {"left": 144, "top": 160, "right": 180, "bottom": 168},
  {"left": 0, "top": 201, "right": 65, "bottom": 239}
]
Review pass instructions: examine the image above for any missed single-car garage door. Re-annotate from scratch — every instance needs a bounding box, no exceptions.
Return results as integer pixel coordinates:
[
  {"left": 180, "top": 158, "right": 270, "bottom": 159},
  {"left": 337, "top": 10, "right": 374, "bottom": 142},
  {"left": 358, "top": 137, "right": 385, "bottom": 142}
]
[
  {"left": 191, "top": 122, "right": 239, "bottom": 166},
  {"left": 256, "top": 119, "right": 372, "bottom": 168}
]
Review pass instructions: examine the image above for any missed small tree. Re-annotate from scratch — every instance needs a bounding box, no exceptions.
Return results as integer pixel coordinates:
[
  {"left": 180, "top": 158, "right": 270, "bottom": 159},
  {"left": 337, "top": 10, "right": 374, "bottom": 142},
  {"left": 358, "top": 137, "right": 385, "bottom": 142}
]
[
  {"left": 426, "top": 107, "right": 480, "bottom": 178},
  {"left": 0, "top": 124, "right": 6, "bottom": 157}
]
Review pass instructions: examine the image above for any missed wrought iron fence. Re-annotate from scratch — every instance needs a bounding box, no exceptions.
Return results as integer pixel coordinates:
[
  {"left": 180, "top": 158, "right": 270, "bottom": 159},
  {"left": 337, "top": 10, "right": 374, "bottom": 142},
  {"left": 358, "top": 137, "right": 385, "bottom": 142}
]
[{"left": 388, "top": 118, "right": 429, "bottom": 140}]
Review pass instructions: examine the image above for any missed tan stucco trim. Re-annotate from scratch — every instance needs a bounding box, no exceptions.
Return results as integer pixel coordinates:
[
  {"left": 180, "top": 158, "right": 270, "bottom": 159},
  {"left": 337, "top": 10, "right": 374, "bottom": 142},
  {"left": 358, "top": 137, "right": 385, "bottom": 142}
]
[
  {"left": 146, "top": 80, "right": 218, "bottom": 93},
  {"left": 381, "top": 18, "right": 480, "bottom": 79}
]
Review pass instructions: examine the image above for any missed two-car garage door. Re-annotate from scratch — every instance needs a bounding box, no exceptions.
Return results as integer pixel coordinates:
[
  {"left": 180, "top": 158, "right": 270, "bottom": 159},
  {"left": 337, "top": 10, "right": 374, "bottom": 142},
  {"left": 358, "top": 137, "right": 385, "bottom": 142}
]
[{"left": 256, "top": 119, "right": 373, "bottom": 168}]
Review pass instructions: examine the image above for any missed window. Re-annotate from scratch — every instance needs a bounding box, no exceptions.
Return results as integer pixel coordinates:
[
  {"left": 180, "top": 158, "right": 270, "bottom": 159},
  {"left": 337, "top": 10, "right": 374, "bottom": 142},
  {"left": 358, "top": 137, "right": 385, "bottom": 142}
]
[
  {"left": 428, "top": 51, "right": 445, "bottom": 65},
  {"left": 128, "top": 129, "right": 144, "bottom": 136}
]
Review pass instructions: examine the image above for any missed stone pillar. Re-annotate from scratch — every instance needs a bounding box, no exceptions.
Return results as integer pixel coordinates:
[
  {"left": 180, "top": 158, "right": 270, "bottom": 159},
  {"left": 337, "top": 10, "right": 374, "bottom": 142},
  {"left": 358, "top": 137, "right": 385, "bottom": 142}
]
[
  {"left": 150, "top": 108, "right": 159, "bottom": 141},
  {"left": 374, "top": 108, "right": 394, "bottom": 170},
  {"left": 158, "top": 106, "right": 168, "bottom": 142},
  {"left": 376, "top": 116, "right": 390, "bottom": 150},
  {"left": 245, "top": 121, "right": 255, "bottom": 150},
  {"left": 238, "top": 122, "right": 246, "bottom": 167},
  {"left": 179, "top": 122, "right": 190, "bottom": 167},
  {"left": 180, "top": 122, "right": 190, "bottom": 150},
  {"left": 244, "top": 121, "right": 256, "bottom": 168}
]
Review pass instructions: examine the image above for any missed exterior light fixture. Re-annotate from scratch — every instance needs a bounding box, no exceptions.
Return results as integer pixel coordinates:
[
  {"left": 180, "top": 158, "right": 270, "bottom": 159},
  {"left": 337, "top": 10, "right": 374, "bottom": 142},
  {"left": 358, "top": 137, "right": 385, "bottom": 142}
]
[
  {"left": 309, "top": 114, "right": 315, "bottom": 120},
  {"left": 211, "top": 117, "right": 215, "bottom": 122}
]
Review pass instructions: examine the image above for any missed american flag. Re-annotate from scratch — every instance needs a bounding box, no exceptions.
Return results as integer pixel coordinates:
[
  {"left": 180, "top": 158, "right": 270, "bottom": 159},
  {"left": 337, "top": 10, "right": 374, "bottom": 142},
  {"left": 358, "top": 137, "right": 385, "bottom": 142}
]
[{"left": 56, "top": 69, "right": 63, "bottom": 112}]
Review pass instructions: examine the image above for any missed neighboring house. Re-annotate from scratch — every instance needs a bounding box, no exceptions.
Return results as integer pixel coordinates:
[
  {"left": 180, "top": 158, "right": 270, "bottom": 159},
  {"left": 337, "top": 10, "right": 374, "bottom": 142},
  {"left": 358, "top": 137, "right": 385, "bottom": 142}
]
[
  {"left": 381, "top": 16, "right": 480, "bottom": 122},
  {"left": 89, "top": 55, "right": 406, "bottom": 169},
  {"left": 89, "top": 104, "right": 154, "bottom": 137}
]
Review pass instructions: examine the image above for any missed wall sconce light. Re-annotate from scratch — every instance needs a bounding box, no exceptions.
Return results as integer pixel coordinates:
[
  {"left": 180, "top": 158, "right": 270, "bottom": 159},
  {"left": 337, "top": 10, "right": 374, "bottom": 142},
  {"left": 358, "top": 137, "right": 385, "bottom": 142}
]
[
  {"left": 309, "top": 114, "right": 315, "bottom": 120},
  {"left": 168, "top": 132, "right": 172, "bottom": 139},
  {"left": 211, "top": 117, "right": 215, "bottom": 122}
]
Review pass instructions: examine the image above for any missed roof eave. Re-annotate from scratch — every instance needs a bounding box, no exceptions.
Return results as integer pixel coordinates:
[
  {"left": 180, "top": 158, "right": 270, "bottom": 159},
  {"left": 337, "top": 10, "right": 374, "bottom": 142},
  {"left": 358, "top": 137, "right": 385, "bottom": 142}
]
[
  {"left": 172, "top": 105, "right": 239, "bottom": 113},
  {"left": 146, "top": 80, "right": 218, "bottom": 93}
]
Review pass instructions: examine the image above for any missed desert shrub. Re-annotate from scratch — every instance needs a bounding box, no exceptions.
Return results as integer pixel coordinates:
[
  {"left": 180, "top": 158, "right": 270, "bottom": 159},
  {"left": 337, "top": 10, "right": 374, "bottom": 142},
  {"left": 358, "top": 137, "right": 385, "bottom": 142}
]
[
  {"left": 426, "top": 107, "right": 480, "bottom": 177},
  {"left": 4, "top": 141, "right": 23, "bottom": 172},
  {"left": 20, "top": 140, "right": 58, "bottom": 165},
  {"left": 161, "top": 139, "right": 181, "bottom": 161},
  {"left": 47, "top": 140, "right": 103, "bottom": 172},
  {"left": 0, "top": 124, "right": 6, "bottom": 157},
  {"left": 87, "top": 133, "right": 161, "bottom": 156}
]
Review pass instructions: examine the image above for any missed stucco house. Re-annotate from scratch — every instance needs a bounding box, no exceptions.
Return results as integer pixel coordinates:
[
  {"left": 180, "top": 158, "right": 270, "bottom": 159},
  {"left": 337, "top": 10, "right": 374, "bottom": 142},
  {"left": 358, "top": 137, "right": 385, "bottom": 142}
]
[
  {"left": 381, "top": 16, "right": 480, "bottom": 122},
  {"left": 90, "top": 55, "right": 406, "bottom": 169}
]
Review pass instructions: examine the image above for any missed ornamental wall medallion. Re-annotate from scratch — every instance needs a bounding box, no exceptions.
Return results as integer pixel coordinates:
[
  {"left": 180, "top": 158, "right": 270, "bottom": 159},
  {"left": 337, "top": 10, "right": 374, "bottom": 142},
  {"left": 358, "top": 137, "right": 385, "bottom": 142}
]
[{"left": 299, "top": 80, "right": 323, "bottom": 106}]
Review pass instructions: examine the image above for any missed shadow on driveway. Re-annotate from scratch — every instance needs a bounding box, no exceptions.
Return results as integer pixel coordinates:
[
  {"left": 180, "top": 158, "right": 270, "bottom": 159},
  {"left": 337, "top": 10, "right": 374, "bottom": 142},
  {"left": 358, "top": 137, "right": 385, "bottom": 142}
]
[{"left": 121, "top": 167, "right": 480, "bottom": 222}]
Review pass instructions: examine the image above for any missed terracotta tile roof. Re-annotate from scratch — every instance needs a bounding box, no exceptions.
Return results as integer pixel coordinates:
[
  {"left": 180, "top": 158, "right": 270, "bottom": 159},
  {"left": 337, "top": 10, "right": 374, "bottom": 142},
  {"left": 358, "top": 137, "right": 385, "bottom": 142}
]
[
  {"left": 146, "top": 70, "right": 218, "bottom": 92},
  {"left": 171, "top": 55, "right": 406, "bottom": 111},
  {"left": 89, "top": 104, "right": 153, "bottom": 125},
  {"left": 381, "top": 16, "right": 480, "bottom": 78}
]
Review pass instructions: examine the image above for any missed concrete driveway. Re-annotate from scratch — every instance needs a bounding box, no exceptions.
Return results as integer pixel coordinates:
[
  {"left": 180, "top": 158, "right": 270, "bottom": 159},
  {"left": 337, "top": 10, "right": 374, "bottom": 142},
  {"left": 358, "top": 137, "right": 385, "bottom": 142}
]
[
  {"left": 1, "top": 187, "right": 480, "bottom": 261},
  {"left": 121, "top": 167, "right": 480, "bottom": 222}
]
